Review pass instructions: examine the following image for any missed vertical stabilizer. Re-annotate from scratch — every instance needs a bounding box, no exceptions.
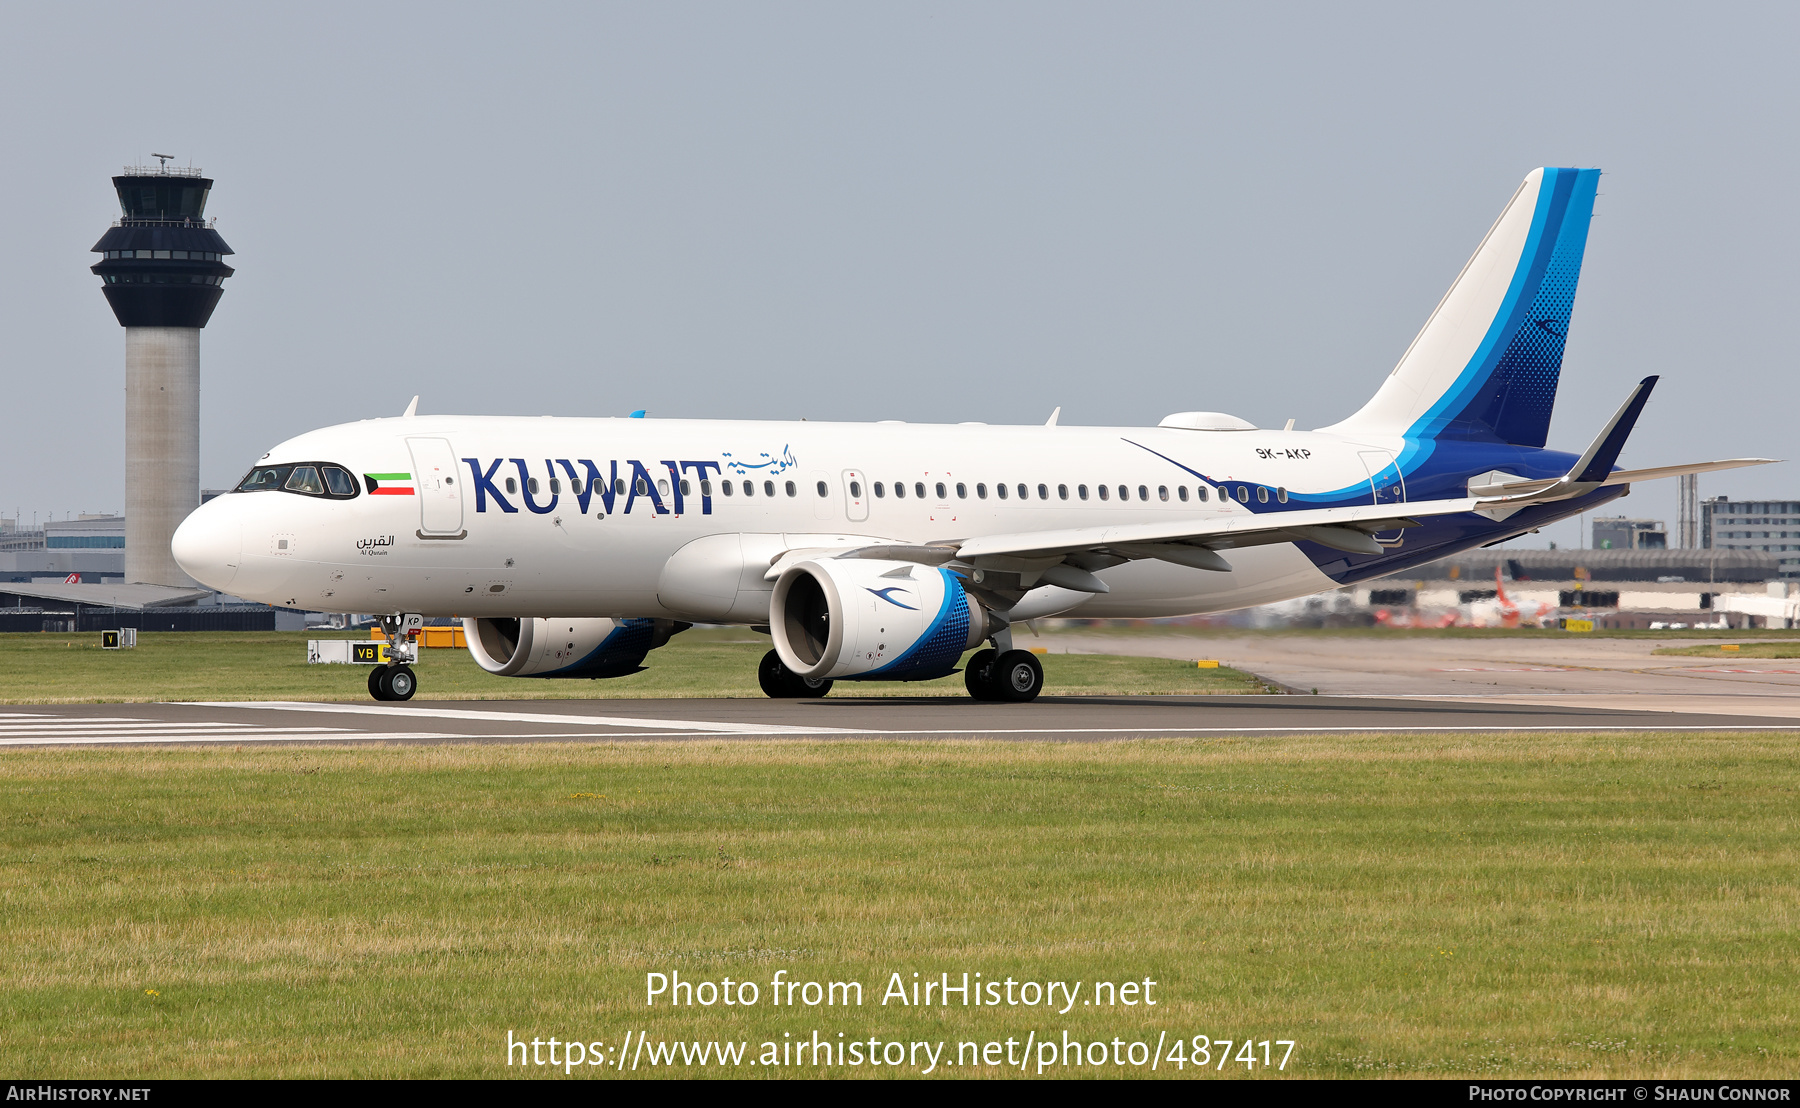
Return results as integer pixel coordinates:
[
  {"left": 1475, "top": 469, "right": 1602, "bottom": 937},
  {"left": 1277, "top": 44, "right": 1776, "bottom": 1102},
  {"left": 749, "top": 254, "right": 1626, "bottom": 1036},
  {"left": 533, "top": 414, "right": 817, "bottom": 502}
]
[{"left": 1321, "top": 167, "right": 1600, "bottom": 448}]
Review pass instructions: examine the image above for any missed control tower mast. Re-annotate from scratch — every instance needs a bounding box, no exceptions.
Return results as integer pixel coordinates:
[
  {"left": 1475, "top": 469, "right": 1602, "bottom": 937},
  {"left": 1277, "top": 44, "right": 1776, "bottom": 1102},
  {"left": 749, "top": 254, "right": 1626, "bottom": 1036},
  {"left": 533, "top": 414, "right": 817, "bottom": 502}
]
[{"left": 90, "top": 161, "right": 235, "bottom": 586}]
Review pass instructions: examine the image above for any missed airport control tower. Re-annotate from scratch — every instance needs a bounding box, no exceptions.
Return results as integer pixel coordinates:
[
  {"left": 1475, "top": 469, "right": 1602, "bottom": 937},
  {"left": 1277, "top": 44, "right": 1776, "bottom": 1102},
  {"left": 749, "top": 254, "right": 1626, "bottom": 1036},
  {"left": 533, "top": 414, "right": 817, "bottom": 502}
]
[{"left": 90, "top": 161, "right": 235, "bottom": 586}]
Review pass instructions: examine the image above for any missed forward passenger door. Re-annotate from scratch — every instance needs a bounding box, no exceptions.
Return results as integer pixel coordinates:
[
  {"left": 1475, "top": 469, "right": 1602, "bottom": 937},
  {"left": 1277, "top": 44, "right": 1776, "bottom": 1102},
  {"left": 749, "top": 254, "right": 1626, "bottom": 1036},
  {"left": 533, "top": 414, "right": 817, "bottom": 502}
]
[{"left": 407, "top": 437, "right": 465, "bottom": 538}]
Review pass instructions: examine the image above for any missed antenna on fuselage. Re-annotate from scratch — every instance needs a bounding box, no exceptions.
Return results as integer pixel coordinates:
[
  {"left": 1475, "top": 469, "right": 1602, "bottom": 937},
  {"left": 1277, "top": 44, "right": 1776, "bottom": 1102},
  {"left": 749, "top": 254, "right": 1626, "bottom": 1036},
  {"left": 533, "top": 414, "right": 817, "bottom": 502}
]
[
  {"left": 402, "top": 395, "right": 419, "bottom": 417},
  {"left": 1044, "top": 407, "right": 1061, "bottom": 427}
]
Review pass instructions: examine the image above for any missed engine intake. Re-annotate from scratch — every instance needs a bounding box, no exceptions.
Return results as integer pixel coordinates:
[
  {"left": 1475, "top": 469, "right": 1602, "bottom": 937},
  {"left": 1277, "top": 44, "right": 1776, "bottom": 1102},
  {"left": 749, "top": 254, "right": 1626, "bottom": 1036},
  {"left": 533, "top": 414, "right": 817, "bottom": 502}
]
[
  {"left": 770, "top": 558, "right": 996, "bottom": 681},
  {"left": 463, "top": 616, "right": 686, "bottom": 678}
]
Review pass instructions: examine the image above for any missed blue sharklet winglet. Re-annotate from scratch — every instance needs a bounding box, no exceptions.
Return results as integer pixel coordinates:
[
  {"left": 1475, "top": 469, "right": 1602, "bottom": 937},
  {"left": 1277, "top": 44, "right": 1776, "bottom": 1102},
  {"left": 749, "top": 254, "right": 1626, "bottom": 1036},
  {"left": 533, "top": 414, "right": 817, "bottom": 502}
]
[{"left": 1572, "top": 375, "right": 1658, "bottom": 483}]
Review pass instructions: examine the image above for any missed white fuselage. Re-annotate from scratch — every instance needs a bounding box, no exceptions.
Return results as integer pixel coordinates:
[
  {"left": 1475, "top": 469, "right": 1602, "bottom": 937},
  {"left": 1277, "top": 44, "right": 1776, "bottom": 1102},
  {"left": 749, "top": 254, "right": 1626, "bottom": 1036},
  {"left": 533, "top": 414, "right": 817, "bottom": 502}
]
[{"left": 174, "top": 414, "right": 1414, "bottom": 623}]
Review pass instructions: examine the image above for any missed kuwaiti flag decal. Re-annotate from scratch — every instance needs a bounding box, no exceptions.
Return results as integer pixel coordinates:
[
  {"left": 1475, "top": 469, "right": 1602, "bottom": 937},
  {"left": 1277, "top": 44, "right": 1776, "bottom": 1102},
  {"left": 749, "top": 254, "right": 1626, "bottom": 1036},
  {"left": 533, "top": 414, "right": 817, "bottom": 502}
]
[{"left": 364, "top": 472, "right": 415, "bottom": 495}]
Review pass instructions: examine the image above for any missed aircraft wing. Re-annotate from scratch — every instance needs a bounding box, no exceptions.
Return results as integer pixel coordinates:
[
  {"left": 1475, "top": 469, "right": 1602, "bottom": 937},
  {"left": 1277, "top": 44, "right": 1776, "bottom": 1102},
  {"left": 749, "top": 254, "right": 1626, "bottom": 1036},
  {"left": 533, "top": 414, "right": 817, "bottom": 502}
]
[{"left": 952, "top": 498, "right": 1474, "bottom": 562}]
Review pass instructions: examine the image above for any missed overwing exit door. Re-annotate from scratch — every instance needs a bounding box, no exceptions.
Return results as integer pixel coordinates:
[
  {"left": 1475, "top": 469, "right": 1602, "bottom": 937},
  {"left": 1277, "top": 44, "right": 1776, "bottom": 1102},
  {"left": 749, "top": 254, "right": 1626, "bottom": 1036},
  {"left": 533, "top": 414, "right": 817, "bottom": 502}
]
[{"left": 407, "top": 437, "right": 465, "bottom": 538}]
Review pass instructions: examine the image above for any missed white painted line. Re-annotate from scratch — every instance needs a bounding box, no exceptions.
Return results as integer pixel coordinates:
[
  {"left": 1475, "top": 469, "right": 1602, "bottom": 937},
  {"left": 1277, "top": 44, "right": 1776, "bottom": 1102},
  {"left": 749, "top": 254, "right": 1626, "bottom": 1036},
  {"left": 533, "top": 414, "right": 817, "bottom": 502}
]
[
  {"left": 0, "top": 723, "right": 265, "bottom": 734},
  {"left": 185, "top": 701, "right": 869, "bottom": 735},
  {"left": 0, "top": 731, "right": 460, "bottom": 746},
  {"left": 0, "top": 718, "right": 166, "bottom": 728}
]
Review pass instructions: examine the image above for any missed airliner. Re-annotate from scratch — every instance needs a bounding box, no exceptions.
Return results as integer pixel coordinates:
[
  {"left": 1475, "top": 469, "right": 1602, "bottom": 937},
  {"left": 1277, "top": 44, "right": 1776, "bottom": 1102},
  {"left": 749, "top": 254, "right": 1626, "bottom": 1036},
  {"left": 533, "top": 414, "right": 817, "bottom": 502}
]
[{"left": 172, "top": 168, "right": 1771, "bottom": 702}]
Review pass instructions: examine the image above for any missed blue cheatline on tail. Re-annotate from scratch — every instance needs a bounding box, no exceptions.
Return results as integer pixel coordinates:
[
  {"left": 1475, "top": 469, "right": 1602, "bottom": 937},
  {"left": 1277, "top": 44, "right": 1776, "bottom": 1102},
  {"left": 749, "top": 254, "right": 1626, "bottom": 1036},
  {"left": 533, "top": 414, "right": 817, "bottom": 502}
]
[{"left": 1323, "top": 167, "right": 1601, "bottom": 455}]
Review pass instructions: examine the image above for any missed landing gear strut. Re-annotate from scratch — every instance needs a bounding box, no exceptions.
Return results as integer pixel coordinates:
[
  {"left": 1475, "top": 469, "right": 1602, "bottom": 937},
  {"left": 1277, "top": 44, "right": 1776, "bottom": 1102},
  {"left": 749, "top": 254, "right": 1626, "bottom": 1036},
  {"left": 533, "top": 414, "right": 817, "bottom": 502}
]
[
  {"left": 368, "top": 613, "right": 422, "bottom": 702},
  {"left": 758, "top": 649, "right": 832, "bottom": 698}
]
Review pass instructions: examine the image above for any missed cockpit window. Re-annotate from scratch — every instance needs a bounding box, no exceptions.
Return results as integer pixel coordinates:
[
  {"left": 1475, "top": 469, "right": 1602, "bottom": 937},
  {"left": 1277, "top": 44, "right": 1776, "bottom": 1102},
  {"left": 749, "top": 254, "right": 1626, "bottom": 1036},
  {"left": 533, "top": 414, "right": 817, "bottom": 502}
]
[
  {"left": 322, "top": 466, "right": 356, "bottom": 496},
  {"left": 285, "top": 466, "right": 324, "bottom": 494},
  {"left": 238, "top": 466, "right": 287, "bottom": 492},
  {"left": 235, "top": 462, "right": 361, "bottom": 500}
]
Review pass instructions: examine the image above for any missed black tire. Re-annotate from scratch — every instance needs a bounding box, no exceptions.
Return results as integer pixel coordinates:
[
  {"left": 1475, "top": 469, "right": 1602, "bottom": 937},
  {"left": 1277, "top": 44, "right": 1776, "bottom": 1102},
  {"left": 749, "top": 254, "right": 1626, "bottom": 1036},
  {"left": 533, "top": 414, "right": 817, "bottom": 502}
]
[
  {"left": 386, "top": 664, "right": 417, "bottom": 702},
  {"left": 991, "top": 649, "right": 1044, "bottom": 703},
  {"left": 368, "top": 665, "right": 391, "bottom": 701},
  {"left": 759, "top": 649, "right": 832, "bottom": 698},
  {"left": 963, "top": 648, "right": 1000, "bottom": 700}
]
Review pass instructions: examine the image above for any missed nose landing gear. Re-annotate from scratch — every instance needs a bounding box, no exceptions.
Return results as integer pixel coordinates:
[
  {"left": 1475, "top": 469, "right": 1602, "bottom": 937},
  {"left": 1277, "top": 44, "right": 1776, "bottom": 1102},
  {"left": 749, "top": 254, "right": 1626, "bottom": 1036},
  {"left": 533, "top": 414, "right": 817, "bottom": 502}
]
[
  {"left": 368, "top": 662, "right": 417, "bottom": 701},
  {"left": 368, "top": 613, "right": 423, "bottom": 701}
]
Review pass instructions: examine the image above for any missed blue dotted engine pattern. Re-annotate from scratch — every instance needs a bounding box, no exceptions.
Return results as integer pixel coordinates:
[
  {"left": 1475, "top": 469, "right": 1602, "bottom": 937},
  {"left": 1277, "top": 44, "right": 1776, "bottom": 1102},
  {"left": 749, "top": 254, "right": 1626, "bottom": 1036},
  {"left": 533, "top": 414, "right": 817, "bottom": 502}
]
[
  {"left": 856, "top": 570, "right": 971, "bottom": 682},
  {"left": 557, "top": 617, "right": 657, "bottom": 678}
]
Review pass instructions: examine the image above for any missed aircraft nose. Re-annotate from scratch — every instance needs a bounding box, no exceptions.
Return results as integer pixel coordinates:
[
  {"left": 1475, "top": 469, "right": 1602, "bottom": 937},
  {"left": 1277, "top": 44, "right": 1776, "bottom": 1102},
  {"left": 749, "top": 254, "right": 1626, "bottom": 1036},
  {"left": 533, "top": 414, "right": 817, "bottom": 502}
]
[{"left": 172, "top": 500, "right": 242, "bottom": 590}]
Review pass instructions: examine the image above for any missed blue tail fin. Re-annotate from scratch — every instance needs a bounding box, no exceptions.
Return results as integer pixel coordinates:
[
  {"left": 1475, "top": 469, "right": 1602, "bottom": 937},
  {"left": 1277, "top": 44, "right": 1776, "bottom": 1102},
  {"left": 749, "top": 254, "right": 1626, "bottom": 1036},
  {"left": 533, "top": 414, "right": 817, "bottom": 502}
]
[{"left": 1323, "top": 167, "right": 1601, "bottom": 448}]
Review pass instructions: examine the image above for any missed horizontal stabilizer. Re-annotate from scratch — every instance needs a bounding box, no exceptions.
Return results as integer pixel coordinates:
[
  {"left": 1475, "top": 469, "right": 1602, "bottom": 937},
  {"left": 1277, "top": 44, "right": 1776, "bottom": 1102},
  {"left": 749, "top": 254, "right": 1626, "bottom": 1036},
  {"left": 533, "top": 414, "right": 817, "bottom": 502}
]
[{"left": 1470, "top": 457, "right": 1779, "bottom": 499}]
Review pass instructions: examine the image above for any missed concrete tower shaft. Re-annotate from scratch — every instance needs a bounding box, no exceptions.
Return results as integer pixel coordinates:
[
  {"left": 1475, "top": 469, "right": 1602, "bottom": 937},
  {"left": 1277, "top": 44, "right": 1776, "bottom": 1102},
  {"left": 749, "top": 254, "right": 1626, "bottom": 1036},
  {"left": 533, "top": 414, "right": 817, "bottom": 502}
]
[
  {"left": 91, "top": 165, "right": 235, "bottom": 586},
  {"left": 124, "top": 329, "right": 201, "bottom": 585}
]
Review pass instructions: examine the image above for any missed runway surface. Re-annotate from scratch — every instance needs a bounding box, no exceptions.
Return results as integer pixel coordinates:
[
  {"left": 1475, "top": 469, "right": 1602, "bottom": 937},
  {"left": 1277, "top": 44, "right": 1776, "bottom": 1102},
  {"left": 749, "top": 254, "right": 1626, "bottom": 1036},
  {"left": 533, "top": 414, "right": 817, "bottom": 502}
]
[
  {"left": 1044, "top": 631, "right": 1800, "bottom": 720},
  {"left": 2, "top": 692, "right": 1796, "bottom": 747}
]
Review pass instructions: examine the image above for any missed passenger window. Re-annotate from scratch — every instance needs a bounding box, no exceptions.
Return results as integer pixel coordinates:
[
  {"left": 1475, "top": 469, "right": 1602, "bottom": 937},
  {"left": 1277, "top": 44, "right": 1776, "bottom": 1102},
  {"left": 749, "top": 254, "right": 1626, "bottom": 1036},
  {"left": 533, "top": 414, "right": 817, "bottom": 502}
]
[
  {"left": 1177, "top": 486, "right": 1189, "bottom": 503},
  {"left": 1257, "top": 486, "right": 1269, "bottom": 503},
  {"left": 785, "top": 480, "right": 797, "bottom": 497},
  {"left": 285, "top": 466, "right": 324, "bottom": 495},
  {"left": 1097, "top": 485, "right": 1109, "bottom": 501},
  {"left": 570, "top": 478, "right": 584, "bottom": 495},
  {"left": 764, "top": 480, "right": 776, "bottom": 497},
  {"left": 1016, "top": 484, "right": 1027, "bottom": 500},
  {"left": 659, "top": 478, "right": 672, "bottom": 497},
  {"left": 1158, "top": 485, "right": 1169, "bottom": 502},
  {"left": 816, "top": 480, "right": 828, "bottom": 497},
  {"left": 915, "top": 482, "right": 926, "bottom": 499},
  {"left": 1138, "top": 485, "right": 1148, "bottom": 501},
  {"left": 1277, "top": 487, "right": 1288, "bottom": 503},
  {"left": 529, "top": 478, "right": 540, "bottom": 495},
  {"left": 894, "top": 482, "right": 905, "bottom": 499},
  {"left": 550, "top": 478, "right": 560, "bottom": 494},
  {"left": 976, "top": 483, "right": 988, "bottom": 499},
  {"left": 505, "top": 477, "right": 518, "bottom": 495},
  {"left": 633, "top": 477, "right": 647, "bottom": 495},
  {"left": 680, "top": 479, "right": 691, "bottom": 495},
  {"left": 700, "top": 479, "right": 711, "bottom": 496},
  {"left": 874, "top": 481, "right": 886, "bottom": 498},
  {"left": 322, "top": 467, "right": 356, "bottom": 496},
  {"left": 1197, "top": 486, "right": 1209, "bottom": 502},
  {"left": 849, "top": 481, "right": 862, "bottom": 497},
  {"left": 721, "top": 480, "right": 734, "bottom": 496},
  {"left": 1237, "top": 486, "right": 1249, "bottom": 502},
  {"left": 997, "top": 483, "right": 1008, "bottom": 500},
  {"left": 935, "top": 482, "right": 947, "bottom": 500},
  {"left": 745, "top": 480, "right": 756, "bottom": 497},
  {"left": 1078, "top": 484, "right": 1089, "bottom": 500},
  {"left": 956, "top": 482, "right": 967, "bottom": 499},
  {"left": 1058, "top": 484, "right": 1068, "bottom": 500},
  {"left": 615, "top": 477, "right": 627, "bottom": 496},
  {"left": 1118, "top": 485, "right": 1129, "bottom": 501},
  {"left": 1037, "top": 484, "right": 1048, "bottom": 500}
]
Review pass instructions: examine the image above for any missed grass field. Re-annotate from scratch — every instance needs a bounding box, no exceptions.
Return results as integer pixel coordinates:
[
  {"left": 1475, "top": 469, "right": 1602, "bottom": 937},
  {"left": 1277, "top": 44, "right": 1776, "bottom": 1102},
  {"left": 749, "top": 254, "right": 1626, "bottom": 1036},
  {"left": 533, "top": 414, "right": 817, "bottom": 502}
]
[
  {"left": 0, "top": 629, "right": 1267, "bottom": 704},
  {"left": 1653, "top": 642, "right": 1800, "bottom": 658},
  {"left": 2, "top": 732, "right": 1795, "bottom": 1079}
]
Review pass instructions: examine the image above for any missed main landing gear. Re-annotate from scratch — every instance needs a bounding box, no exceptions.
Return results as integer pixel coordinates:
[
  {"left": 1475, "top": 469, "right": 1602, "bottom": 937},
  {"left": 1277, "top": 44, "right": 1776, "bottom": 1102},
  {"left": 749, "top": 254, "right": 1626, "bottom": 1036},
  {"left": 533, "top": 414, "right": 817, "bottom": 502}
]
[
  {"left": 368, "top": 613, "right": 423, "bottom": 702},
  {"left": 964, "top": 647, "right": 1044, "bottom": 702},
  {"left": 758, "top": 649, "right": 833, "bottom": 698}
]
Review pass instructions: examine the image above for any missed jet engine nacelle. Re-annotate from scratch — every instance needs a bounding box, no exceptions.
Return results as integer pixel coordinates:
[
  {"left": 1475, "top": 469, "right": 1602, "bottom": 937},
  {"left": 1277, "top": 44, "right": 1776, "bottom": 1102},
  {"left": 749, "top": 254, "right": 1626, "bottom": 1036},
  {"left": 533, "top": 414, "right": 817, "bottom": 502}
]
[
  {"left": 463, "top": 616, "right": 687, "bottom": 678},
  {"left": 770, "top": 558, "right": 998, "bottom": 681}
]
